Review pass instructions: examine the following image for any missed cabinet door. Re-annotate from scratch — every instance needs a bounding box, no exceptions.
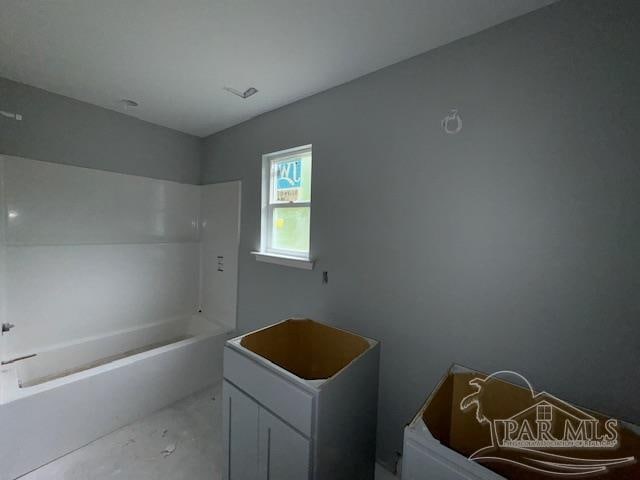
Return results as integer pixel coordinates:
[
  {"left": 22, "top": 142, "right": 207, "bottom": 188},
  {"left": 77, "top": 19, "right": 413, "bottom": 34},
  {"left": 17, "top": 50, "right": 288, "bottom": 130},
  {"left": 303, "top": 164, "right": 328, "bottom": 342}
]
[
  {"left": 223, "top": 381, "right": 260, "bottom": 480},
  {"left": 258, "top": 408, "right": 310, "bottom": 479}
]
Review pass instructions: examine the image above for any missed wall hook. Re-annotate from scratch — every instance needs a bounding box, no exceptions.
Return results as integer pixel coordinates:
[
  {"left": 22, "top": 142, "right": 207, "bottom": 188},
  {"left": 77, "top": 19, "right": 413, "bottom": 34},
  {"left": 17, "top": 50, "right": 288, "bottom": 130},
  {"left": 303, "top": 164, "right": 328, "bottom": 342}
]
[{"left": 442, "top": 109, "right": 462, "bottom": 135}]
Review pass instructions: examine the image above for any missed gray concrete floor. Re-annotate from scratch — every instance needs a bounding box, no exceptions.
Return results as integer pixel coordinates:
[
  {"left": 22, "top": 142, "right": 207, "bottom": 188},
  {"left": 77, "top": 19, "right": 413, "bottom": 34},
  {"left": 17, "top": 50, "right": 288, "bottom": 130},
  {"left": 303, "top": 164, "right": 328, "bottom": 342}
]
[{"left": 20, "top": 383, "right": 397, "bottom": 479}]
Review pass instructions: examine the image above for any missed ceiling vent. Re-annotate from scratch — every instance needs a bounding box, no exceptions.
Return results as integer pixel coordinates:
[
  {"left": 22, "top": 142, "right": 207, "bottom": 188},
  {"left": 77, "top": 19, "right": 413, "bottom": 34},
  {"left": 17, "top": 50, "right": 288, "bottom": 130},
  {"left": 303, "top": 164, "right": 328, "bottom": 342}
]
[
  {"left": 224, "top": 87, "right": 258, "bottom": 99},
  {"left": 119, "top": 99, "right": 139, "bottom": 111}
]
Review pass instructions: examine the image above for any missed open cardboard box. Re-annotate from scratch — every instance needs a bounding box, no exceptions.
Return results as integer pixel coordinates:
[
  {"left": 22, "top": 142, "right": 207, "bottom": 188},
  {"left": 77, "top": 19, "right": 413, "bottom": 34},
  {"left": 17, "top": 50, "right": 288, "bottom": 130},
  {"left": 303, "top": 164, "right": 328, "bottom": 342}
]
[
  {"left": 239, "top": 318, "right": 371, "bottom": 380},
  {"left": 403, "top": 364, "right": 640, "bottom": 479}
]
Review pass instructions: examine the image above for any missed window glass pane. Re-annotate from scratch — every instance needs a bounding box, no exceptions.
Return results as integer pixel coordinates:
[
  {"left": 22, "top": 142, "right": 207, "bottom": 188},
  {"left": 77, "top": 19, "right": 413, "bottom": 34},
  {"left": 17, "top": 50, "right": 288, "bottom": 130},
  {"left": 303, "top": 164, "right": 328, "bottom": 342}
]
[
  {"left": 271, "top": 207, "right": 310, "bottom": 253},
  {"left": 271, "top": 152, "right": 312, "bottom": 204}
]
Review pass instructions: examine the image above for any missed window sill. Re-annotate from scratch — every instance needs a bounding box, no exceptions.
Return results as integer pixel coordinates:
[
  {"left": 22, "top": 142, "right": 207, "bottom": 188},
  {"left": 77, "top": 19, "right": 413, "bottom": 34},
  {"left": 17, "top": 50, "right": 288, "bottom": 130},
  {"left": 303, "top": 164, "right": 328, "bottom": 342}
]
[{"left": 251, "top": 251, "right": 315, "bottom": 270}]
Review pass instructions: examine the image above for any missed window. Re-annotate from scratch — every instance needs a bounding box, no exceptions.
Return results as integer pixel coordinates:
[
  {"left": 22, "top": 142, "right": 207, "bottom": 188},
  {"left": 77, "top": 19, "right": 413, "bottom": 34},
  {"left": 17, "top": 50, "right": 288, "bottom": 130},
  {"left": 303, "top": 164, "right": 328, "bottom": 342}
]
[
  {"left": 537, "top": 404, "right": 553, "bottom": 422},
  {"left": 253, "top": 145, "right": 313, "bottom": 269}
]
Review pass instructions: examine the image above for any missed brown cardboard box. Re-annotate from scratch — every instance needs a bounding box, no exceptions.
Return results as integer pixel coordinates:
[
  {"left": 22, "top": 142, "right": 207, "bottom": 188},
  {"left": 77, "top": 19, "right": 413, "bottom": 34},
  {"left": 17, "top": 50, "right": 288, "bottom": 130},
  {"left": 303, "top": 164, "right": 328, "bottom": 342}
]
[
  {"left": 240, "top": 318, "right": 370, "bottom": 380},
  {"left": 403, "top": 364, "right": 640, "bottom": 479}
]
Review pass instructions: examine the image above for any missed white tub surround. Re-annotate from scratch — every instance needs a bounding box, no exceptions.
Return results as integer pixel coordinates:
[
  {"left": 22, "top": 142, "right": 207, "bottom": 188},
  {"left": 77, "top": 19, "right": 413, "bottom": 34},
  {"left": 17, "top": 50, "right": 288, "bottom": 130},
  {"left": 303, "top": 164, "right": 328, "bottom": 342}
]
[
  {"left": 0, "top": 155, "right": 242, "bottom": 480},
  {"left": 3, "top": 156, "right": 200, "bottom": 246},
  {"left": 0, "top": 155, "right": 241, "bottom": 356},
  {"left": 5, "top": 242, "right": 201, "bottom": 357},
  {"left": 1, "top": 156, "right": 205, "bottom": 358},
  {"left": 200, "top": 182, "right": 242, "bottom": 332}
]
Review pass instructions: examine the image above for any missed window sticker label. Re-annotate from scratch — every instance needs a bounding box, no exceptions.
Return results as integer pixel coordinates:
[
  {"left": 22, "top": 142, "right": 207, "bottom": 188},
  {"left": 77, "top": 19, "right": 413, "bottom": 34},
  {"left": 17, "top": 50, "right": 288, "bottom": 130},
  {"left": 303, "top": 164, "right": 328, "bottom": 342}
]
[{"left": 275, "top": 159, "right": 302, "bottom": 201}]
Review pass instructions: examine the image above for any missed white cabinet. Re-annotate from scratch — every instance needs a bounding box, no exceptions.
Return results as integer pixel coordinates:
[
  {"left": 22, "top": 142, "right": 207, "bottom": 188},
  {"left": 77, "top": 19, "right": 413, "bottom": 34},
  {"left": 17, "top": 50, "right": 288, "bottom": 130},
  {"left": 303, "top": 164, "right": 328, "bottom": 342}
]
[
  {"left": 223, "top": 319, "right": 380, "bottom": 480},
  {"left": 223, "top": 381, "right": 310, "bottom": 480},
  {"left": 258, "top": 407, "right": 310, "bottom": 480},
  {"left": 223, "top": 381, "right": 260, "bottom": 480}
]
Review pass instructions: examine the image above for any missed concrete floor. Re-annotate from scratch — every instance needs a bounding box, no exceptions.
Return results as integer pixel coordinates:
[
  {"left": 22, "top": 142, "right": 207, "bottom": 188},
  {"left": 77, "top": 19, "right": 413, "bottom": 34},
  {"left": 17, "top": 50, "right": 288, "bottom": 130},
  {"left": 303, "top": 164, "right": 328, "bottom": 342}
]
[{"left": 20, "top": 383, "right": 397, "bottom": 480}]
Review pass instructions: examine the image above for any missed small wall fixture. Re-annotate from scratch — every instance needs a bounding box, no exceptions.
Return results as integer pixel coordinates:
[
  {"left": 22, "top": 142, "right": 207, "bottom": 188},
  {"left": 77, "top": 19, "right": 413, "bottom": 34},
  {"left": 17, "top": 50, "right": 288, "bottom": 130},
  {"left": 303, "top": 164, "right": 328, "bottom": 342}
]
[
  {"left": 442, "top": 109, "right": 462, "bottom": 135},
  {"left": 0, "top": 110, "right": 23, "bottom": 121},
  {"left": 223, "top": 86, "right": 258, "bottom": 99},
  {"left": 119, "top": 99, "right": 139, "bottom": 111}
]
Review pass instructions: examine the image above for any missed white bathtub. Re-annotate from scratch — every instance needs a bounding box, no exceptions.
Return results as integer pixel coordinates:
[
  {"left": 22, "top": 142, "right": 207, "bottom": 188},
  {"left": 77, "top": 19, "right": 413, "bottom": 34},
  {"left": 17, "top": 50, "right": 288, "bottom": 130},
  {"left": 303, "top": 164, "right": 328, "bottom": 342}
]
[{"left": 0, "top": 315, "right": 229, "bottom": 480}]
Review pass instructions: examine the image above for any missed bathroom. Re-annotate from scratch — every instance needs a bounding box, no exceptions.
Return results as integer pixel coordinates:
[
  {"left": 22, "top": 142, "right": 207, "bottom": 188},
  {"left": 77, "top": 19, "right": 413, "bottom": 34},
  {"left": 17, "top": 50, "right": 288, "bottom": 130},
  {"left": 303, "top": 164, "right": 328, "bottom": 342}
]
[
  {"left": 1, "top": 1, "right": 639, "bottom": 479},
  {"left": 0, "top": 153, "right": 241, "bottom": 478}
]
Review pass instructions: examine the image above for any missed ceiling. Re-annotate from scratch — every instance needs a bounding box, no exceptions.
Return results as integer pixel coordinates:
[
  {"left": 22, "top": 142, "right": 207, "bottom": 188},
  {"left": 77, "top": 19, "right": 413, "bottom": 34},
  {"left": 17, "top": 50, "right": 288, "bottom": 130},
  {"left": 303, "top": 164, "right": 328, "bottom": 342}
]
[{"left": 0, "top": 0, "right": 556, "bottom": 137}]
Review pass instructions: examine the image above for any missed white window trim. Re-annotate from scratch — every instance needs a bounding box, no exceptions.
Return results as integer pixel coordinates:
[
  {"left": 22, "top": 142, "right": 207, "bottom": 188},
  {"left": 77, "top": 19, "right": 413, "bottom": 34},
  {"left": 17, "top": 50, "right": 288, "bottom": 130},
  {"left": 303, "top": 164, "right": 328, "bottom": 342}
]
[
  {"left": 254, "top": 144, "right": 314, "bottom": 269},
  {"left": 250, "top": 251, "right": 315, "bottom": 270}
]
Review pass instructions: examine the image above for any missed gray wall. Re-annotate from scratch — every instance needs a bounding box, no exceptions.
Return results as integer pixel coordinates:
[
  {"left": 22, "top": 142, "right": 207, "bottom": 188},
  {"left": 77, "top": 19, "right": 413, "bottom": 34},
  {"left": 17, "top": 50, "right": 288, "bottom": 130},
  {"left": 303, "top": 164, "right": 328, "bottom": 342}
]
[
  {"left": 0, "top": 77, "right": 202, "bottom": 183},
  {"left": 202, "top": 0, "right": 640, "bottom": 469}
]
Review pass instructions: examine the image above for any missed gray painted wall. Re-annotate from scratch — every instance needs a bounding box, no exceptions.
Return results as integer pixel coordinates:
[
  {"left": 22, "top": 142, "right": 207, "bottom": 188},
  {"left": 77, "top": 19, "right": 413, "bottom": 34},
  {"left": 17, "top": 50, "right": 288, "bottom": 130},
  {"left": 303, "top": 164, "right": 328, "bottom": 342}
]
[
  {"left": 202, "top": 0, "right": 640, "bottom": 469},
  {"left": 0, "top": 77, "right": 202, "bottom": 183}
]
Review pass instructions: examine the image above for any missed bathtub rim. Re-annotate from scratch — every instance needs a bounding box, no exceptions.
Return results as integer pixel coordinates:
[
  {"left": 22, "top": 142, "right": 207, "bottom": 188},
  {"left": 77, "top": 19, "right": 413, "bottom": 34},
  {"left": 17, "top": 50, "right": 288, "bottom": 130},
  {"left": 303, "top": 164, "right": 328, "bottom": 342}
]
[{"left": 0, "top": 315, "right": 231, "bottom": 404}]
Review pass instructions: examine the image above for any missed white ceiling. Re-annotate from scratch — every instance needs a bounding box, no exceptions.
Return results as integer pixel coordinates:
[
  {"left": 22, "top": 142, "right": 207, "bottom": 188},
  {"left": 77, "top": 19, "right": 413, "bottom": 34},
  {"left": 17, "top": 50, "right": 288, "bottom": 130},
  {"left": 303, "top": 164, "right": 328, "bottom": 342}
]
[{"left": 0, "top": 0, "right": 556, "bottom": 137}]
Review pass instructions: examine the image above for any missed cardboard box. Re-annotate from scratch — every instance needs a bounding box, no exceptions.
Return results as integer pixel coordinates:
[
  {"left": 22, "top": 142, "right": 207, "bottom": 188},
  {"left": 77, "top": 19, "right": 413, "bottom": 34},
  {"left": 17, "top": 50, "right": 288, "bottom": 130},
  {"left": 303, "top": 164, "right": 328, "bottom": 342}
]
[
  {"left": 239, "top": 318, "right": 371, "bottom": 380},
  {"left": 403, "top": 364, "right": 640, "bottom": 479}
]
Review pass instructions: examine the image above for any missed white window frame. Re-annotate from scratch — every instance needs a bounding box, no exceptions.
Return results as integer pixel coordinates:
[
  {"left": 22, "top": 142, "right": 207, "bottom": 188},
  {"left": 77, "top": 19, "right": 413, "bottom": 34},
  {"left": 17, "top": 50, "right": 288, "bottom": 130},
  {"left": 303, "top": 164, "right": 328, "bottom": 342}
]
[{"left": 252, "top": 145, "right": 314, "bottom": 270}]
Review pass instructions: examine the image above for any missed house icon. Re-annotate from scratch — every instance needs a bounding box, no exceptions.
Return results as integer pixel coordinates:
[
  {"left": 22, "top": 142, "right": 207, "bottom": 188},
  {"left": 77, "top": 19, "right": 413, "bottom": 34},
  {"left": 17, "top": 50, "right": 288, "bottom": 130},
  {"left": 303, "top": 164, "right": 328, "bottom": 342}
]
[
  {"left": 459, "top": 370, "right": 635, "bottom": 476},
  {"left": 501, "top": 394, "right": 599, "bottom": 445}
]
